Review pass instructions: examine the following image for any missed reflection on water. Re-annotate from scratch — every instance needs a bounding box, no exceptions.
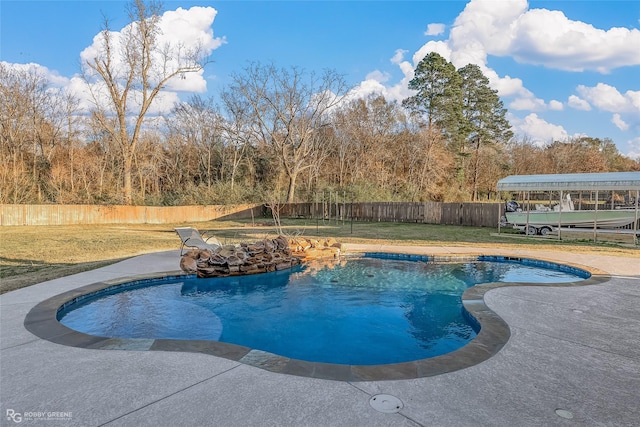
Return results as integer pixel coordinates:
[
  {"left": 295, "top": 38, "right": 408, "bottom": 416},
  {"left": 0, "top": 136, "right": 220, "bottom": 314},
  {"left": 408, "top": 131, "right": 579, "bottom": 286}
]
[
  {"left": 181, "top": 265, "right": 299, "bottom": 296},
  {"left": 60, "top": 283, "right": 224, "bottom": 341},
  {"left": 178, "top": 258, "right": 479, "bottom": 364},
  {"left": 59, "top": 257, "right": 584, "bottom": 365}
]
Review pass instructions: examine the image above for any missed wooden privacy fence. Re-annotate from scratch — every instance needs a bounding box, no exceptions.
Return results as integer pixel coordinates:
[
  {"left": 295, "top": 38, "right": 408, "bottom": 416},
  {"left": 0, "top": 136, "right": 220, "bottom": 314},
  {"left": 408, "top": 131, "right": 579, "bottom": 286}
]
[
  {"left": 276, "top": 202, "right": 501, "bottom": 228},
  {"left": 0, "top": 204, "right": 263, "bottom": 226},
  {"left": 1, "top": 202, "right": 501, "bottom": 227}
]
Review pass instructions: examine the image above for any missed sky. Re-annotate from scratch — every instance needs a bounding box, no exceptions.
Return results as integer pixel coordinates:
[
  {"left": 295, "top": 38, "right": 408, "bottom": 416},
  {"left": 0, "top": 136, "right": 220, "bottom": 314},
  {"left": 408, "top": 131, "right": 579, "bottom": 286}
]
[{"left": 1, "top": 0, "right": 639, "bottom": 159}]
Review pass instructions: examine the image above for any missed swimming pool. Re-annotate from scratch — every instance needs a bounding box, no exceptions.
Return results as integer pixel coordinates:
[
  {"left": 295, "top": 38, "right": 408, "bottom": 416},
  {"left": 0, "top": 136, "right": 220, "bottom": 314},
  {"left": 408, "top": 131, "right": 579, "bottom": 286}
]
[{"left": 57, "top": 254, "right": 589, "bottom": 366}]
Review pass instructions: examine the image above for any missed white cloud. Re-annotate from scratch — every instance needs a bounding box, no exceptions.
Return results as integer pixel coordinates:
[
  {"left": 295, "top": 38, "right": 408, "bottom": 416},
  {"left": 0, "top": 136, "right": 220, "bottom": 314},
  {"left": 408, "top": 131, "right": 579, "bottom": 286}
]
[
  {"left": 509, "top": 97, "right": 563, "bottom": 112},
  {"left": 384, "top": 78, "right": 413, "bottom": 103},
  {"left": 164, "top": 69, "right": 208, "bottom": 93},
  {"left": 446, "top": 0, "right": 640, "bottom": 101},
  {"left": 567, "top": 95, "right": 591, "bottom": 111},
  {"left": 489, "top": 73, "right": 526, "bottom": 98},
  {"left": 161, "top": 7, "right": 223, "bottom": 52},
  {"left": 390, "top": 49, "right": 407, "bottom": 65},
  {"left": 445, "top": 0, "right": 640, "bottom": 74},
  {"left": 425, "top": 23, "right": 445, "bottom": 36},
  {"left": 413, "top": 41, "right": 452, "bottom": 66},
  {"left": 79, "top": 6, "right": 223, "bottom": 114},
  {"left": 0, "top": 62, "right": 96, "bottom": 113},
  {"left": 626, "top": 137, "right": 640, "bottom": 160},
  {"left": 509, "top": 96, "right": 545, "bottom": 111},
  {"left": 391, "top": 0, "right": 640, "bottom": 125},
  {"left": 1, "top": 61, "right": 70, "bottom": 88},
  {"left": 511, "top": 9, "right": 640, "bottom": 73},
  {"left": 577, "top": 83, "right": 639, "bottom": 113},
  {"left": 403, "top": 1, "right": 553, "bottom": 114},
  {"left": 347, "top": 74, "right": 410, "bottom": 105},
  {"left": 509, "top": 113, "right": 585, "bottom": 146},
  {"left": 346, "top": 49, "right": 417, "bottom": 104},
  {"left": 66, "top": 75, "right": 95, "bottom": 111},
  {"left": 629, "top": 90, "right": 640, "bottom": 111},
  {"left": 505, "top": 83, "right": 566, "bottom": 113},
  {"left": 611, "top": 113, "right": 630, "bottom": 131},
  {"left": 548, "top": 100, "right": 563, "bottom": 111},
  {"left": 365, "top": 70, "right": 391, "bottom": 83},
  {"left": 449, "top": 0, "right": 527, "bottom": 56},
  {"left": 346, "top": 79, "right": 386, "bottom": 100},
  {"left": 146, "top": 91, "right": 182, "bottom": 115}
]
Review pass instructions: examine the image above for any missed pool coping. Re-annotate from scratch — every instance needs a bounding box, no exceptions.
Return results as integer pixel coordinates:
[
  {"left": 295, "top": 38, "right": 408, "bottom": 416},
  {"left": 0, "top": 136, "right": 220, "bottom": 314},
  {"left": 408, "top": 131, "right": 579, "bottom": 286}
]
[{"left": 23, "top": 252, "right": 610, "bottom": 382}]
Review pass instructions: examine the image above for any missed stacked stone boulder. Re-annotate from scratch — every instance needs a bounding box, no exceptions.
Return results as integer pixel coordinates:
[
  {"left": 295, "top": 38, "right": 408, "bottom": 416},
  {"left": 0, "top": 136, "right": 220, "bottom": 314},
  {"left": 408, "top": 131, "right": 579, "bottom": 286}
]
[
  {"left": 180, "top": 235, "right": 343, "bottom": 278},
  {"left": 287, "top": 236, "right": 343, "bottom": 261}
]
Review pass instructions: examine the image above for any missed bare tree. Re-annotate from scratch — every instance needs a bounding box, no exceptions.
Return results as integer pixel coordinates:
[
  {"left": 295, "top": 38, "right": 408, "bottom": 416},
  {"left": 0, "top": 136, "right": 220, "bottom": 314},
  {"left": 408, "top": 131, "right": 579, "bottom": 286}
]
[
  {"left": 0, "top": 63, "right": 70, "bottom": 202},
  {"left": 330, "top": 95, "right": 406, "bottom": 191},
  {"left": 229, "top": 63, "right": 348, "bottom": 202},
  {"left": 81, "top": 114, "right": 114, "bottom": 202},
  {"left": 408, "top": 124, "right": 453, "bottom": 201},
  {"left": 61, "top": 92, "right": 81, "bottom": 196},
  {"left": 219, "top": 89, "right": 255, "bottom": 192},
  {"left": 0, "top": 63, "right": 36, "bottom": 202},
  {"left": 168, "top": 95, "right": 223, "bottom": 189},
  {"left": 82, "top": 0, "right": 209, "bottom": 204}
]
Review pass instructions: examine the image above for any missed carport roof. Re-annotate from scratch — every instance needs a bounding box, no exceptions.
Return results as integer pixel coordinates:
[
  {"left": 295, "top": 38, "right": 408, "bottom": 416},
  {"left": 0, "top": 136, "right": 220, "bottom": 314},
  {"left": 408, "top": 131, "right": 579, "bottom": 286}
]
[{"left": 496, "top": 172, "right": 640, "bottom": 192}]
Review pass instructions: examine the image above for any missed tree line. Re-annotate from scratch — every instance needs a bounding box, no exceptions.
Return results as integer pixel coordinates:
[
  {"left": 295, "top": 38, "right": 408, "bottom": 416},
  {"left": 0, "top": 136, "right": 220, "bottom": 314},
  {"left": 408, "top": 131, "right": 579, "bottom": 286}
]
[{"left": 1, "top": 0, "right": 637, "bottom": 206}]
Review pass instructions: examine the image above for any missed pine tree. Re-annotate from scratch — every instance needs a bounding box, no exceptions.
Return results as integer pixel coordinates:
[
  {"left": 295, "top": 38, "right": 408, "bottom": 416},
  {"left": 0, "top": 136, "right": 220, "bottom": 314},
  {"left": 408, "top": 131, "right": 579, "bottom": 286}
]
[
  {"left": 402, "top": 52, "right": 463, "bottom": 145},
  {"left": 458, "top": 64, "right": 513, "bottom": 200}
]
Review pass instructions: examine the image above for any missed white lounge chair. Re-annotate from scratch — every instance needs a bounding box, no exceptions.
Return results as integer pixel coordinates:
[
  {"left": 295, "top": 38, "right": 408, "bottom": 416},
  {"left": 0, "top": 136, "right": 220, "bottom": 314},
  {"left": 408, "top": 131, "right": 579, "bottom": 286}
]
[{"left": 175, "top": 227, "right": 221, "bottom": 255}]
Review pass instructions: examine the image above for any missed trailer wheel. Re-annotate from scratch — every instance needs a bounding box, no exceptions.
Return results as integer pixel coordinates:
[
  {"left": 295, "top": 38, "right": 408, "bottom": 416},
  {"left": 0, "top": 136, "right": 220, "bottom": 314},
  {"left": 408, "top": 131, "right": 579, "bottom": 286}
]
[
  {"left": 526, "top": 225, "right": 537, "bottom": 235},
  {"left": 539, "top": 226, "right": 552, "bottom": 236}
]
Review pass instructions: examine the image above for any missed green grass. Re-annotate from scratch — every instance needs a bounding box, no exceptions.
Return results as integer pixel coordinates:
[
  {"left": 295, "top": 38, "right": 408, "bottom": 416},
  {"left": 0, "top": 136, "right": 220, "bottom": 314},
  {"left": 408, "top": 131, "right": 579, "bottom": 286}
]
[{"left": 1, "top": 218, "right": 637, "bottom": 294}]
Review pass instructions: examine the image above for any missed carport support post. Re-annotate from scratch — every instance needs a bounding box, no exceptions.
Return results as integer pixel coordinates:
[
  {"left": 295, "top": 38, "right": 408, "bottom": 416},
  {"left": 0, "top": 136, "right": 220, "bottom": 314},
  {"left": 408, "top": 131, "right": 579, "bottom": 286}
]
[
  {"left": 350, "top": 197, "right": 354, "bottom": 234},
  {"left": 611, "top": 190, "right": 615, "bottom": 210},
  {"left": 343, "top": 191, "right": 346, "bottom": 225},
  {"left": 558, "top": 190, "right": 563, "bottom": 240},
  {"left": 634, "top": 190, "right": 638, "bottom": 246},
  {"left": 315, "top": 192, "right": 319, "bottom": 233},
  {"left": 525, "top": 191, "right": 531, "bottom": 235},
  {"left": 593, "top": 190, "right": 599, "bottom": 243},
  {"left": 578, "top": 191, "right": 582, "bottom": 210}
]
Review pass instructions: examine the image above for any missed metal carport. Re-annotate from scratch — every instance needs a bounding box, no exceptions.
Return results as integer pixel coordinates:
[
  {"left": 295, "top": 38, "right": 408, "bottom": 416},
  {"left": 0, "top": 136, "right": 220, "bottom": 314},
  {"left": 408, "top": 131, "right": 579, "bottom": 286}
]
[{"left": 496, "top": 172, "right": 640, "bottom": 244}]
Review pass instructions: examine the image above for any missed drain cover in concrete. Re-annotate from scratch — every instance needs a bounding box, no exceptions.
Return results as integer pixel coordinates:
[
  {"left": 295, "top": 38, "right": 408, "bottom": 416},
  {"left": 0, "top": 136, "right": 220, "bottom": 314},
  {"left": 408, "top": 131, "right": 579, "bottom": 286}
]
[
  {"left": 369, "top": 394, "right": 403, "bottom": 413},
  {"left": 555, "top": 409, "right": 574, "bottom": 419}
]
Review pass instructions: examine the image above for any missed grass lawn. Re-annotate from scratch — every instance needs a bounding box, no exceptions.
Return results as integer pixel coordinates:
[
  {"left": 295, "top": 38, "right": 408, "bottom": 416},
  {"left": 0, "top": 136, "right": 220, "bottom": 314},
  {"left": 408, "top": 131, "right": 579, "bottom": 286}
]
[{"left": 1, "top": 217, "right": 637, "bottom": 294}]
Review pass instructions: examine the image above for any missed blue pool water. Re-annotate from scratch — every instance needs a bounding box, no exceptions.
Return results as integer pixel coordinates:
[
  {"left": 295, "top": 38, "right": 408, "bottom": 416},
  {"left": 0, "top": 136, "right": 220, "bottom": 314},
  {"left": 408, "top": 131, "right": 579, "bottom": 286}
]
[{"left": 58, "top": 255, "right": 587, "bottom": 365}]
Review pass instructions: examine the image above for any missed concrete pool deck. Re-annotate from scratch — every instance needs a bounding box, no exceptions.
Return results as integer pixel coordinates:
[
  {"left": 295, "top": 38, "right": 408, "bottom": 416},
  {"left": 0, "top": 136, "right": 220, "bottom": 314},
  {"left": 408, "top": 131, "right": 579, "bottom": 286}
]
[{"left": 1, "top": 245, "right": 639, "bottom": 426}]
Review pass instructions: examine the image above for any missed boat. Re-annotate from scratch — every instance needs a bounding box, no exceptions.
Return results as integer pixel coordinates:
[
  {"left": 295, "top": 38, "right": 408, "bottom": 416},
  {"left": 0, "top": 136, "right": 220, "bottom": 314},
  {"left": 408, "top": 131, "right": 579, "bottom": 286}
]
[
  {"left": 502, "top": 195, "right": 637, "bottom": 235},
  {"left": 496, "top": 172, "right": 640, "bottom": 240}
]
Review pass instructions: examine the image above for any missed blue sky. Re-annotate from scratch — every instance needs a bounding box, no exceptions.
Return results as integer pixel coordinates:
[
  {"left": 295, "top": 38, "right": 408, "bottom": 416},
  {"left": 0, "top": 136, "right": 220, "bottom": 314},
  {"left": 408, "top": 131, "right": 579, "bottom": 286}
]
[{"left": 2, "top": 0, "right": 639, "bottom": 159}]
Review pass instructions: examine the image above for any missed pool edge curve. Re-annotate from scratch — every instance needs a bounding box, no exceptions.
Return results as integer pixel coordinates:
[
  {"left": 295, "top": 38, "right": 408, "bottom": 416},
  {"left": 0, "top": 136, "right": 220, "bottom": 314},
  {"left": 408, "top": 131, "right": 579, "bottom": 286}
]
[{"left": 23, "top": 253, "right": 610, "bottom": 382}]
